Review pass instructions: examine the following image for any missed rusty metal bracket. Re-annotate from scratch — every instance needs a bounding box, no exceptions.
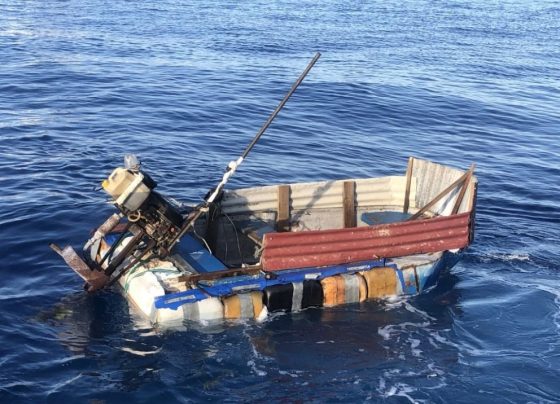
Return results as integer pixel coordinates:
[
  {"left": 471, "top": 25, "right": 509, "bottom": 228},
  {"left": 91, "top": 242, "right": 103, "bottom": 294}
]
[{"left": 50, "top": 243, "right": 109, "bottom": 292}]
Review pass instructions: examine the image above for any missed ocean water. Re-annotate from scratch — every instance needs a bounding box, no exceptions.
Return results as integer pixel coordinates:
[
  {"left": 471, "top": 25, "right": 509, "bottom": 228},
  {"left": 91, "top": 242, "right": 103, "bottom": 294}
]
[{"left": 1, "top": 0, "right": 559, "bottom": 402}]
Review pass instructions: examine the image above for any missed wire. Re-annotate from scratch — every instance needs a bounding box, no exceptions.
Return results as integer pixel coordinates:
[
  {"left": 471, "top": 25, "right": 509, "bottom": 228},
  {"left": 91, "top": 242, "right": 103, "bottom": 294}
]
[
  {"left": 223, "top": 211, "right": 244, "bottom": 266},
  {"left": 193, "top": 226, "right": 213, "bottom": 255}
]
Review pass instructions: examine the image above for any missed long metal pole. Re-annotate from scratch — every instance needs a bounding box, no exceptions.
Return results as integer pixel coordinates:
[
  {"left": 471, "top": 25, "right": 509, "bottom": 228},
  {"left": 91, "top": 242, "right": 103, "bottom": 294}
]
[
  {"left": 205, "top": 52, "right": 321, "bottom": 204},
  {"left": 166, "top": 52, "right": 321, "bottom": 253},
  {"left": 240, "top": 52, "right": 321, "bottom": 160}
]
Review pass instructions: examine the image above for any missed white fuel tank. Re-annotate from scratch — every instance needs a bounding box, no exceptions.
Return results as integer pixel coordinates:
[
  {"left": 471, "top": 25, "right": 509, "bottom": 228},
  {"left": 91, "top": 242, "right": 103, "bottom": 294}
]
[{"left": 102, "top": 167, "right": 150, "bottom": 211}]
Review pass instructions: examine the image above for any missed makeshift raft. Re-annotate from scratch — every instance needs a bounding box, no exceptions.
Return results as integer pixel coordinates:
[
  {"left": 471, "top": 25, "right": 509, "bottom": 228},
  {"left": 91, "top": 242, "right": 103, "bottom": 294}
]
[{"left": 98, "top": 157, "right": 477, "bottom": 325}]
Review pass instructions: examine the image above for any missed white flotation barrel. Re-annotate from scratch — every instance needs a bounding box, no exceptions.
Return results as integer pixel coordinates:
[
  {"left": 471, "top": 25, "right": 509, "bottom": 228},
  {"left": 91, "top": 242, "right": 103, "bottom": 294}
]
[
  {"left": 119, "top": 262, "right": 185, "bottom": 323},
  {"left": 181, "top": 298, "right": 224, "bottom": 322}
]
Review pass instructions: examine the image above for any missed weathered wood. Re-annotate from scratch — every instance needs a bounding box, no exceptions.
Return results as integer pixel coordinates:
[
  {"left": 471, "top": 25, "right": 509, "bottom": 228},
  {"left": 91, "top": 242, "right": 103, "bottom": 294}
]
[
  {"left": 277, "top": 184, "right": 291, "bottom": 232},
  {"left": 343, "top": 181, "right": 356, "bottom": 228},
  {"left": 403, "top": 157, "right": 414, "bottom": 214},
  {"left": 176, "top": 265, "right": 263, "bottom": 283},
  {"left": 451, "top": 164, "right": 476, "bottom": 214},
  {"left": 407, "top": 167, "right": 472, "bottom": 221},
  {"left": 468, "top": 182, "right": 478, "bottom": 243}
]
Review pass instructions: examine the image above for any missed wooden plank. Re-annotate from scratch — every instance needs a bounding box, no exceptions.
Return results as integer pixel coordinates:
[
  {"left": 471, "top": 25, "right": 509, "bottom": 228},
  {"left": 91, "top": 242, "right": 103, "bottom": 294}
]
[
  {"left": 465, "top": 180, "right": 478, "bottom": 244},
  {"left": 277, "top": 184, "right": 291, "bottom": 232},
  {"left": 451, "top": 164, "right": 476, "bottom": 214},
  {"left": 177, "top": 265, "right": 263, "bottom": 283},
  {"left": 403, "top": 157, "right": 414, "bottom": 214},
  {"left": 343, "top": 180, "right": 356, "bottom": 228}
]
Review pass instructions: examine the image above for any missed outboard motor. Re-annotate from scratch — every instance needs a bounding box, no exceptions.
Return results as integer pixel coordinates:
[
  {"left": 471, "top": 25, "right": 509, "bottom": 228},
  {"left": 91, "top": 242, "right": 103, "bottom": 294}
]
[
  {"left": 51, "top": 53, "right": 321, "bottom": 293},
  {"left": 101, "top": 156, "right": 184, "bottom": 256},
  {"left": 51, "top": 155, "right": 185, "bottom": 291}
]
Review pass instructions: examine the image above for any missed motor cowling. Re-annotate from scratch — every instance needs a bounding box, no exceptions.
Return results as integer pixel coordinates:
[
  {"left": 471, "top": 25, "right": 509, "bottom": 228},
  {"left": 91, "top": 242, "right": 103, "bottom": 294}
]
[
  {"left": 102, "top": 167, "right": 154, "bottom": 212},
  {"left": 101, "top": 162, "right": 184, "bottom": 256}
]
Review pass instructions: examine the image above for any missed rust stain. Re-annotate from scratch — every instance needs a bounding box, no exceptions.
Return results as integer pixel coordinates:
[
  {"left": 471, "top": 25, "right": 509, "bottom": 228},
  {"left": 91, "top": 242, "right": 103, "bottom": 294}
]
[
  {"left": 59, "top": 245, "right": 109, "bottom": 291},
  {"left": 263, "top": 212, "right": 472, "bottom": 271}
]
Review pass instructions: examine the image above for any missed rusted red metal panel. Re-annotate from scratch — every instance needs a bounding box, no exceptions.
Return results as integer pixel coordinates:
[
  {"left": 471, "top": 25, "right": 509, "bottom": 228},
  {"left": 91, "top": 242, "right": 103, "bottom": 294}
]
[{"left": 262, "top": 212, "right": 472, "bottom": 271}]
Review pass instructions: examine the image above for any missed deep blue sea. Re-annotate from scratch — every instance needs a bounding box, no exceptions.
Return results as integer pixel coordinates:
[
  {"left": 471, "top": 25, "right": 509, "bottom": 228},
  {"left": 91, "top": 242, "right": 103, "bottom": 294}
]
[{"left": 1, "top": 0, "right": 560, "bottom": 402}]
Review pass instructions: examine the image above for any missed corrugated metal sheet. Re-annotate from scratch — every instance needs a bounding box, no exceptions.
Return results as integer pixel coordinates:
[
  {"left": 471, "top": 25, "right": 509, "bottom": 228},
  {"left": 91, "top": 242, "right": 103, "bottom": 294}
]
[
  {"left": 219, "top": 158, "right": 476, "bottom": 219},
  {"left": 410, "top": 158, "right": 477, "bottom": 215},
  {"left": 262, "top": 212, "right": 472, "bottom": 271},
  {"left": 221, "top": 176, "right": 416, "bottom": 214}
]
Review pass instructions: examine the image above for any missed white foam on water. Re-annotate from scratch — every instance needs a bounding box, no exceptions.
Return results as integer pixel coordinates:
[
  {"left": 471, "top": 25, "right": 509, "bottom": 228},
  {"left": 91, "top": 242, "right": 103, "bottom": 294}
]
[
  {"left": 410, "top": 338, "right": 422, "bottom": 357},
  {"left": 428, "top": 328, "right": 488, "bottom": 361},
  {"left": 378, "top": 322, "right": 432, "bottom": 341},
  {"left": 246, "top": 360, "right": 267, "bottom": 377},
  {"left": 120, "top": 346, "right": 162, "bottom": 356},
  {"left": 243, "top": 324, "right": 276, "bottom": 377},
  {"left": 384, "top": 295, "right": 411, "bottom": 309},
  {"left": 377, "top": 325, "right": 393, "bottom": 341},
  {"left": 278, "top": 370, "right": 300, "bottom": 378},
  {"left": 479, "top": 251, "right": 531, "bottom": 263},
  {"left": 403, "top": 301, "right": 436, "bottom": 321},
  {"left": 426, "top": 363, "right": 445, "bottom": 380},
  {"left": 374, "top": 310, "right": 451, "bottom": 399},
  {"left": 479, "top": 271, "right": 560, "bottom": 334},
  {"left": 377, "top": 361, "right": 448, "bottom": 402},
  {"left": 383, "top": 297, "right": 436, "bottom": 322},
  {"left": 382, "top": 382, "right": 422, "bottom": 403}
]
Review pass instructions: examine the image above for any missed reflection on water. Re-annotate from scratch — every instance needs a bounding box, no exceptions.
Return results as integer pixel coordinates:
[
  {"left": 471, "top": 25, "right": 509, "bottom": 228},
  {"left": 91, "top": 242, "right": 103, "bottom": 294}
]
[
  {"left": 34, "top": 291, "right": 130, "bottom": 354},
  {"left": 249, "top": 273, "right": 462, "bottom": 380},
  {"left": 31, "top": 271, "right": 462, "bottom": 400}
]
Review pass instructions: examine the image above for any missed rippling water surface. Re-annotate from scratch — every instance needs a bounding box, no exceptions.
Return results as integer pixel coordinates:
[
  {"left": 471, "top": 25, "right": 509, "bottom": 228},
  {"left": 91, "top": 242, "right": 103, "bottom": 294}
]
[{"left": 1, "top": 1, "right": 560, "bottom": 402}]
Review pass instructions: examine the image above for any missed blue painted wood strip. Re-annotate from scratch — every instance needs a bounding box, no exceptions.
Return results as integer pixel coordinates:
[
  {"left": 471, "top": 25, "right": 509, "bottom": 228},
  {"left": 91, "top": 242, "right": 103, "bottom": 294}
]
[
  {"left": 154, "top": 258, "right": 396, "bottom": 310},
  {"left": 179, "top": 234, "right": 228, "bottom": 273}
]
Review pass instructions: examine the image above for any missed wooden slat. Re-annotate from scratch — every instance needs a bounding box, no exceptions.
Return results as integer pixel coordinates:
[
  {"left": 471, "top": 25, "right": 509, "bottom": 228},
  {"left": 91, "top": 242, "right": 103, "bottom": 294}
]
[
  {"left": 468, "top": 182, "right": 478, "bottom": 243},
  {"left": 177, "top": 265, "right": 262, "bottom": 283},
  {"left": 451, "top": 164, "right": 476, "bottom": 214},
  {"left": 277, "top": 184, "right": 291, "bottom": 232},
  {"left": 403, "top": 157, "right": 414, "bottom": 213},
  {"left": 343, "top": 181, "right": 356, "bottom": 228}
]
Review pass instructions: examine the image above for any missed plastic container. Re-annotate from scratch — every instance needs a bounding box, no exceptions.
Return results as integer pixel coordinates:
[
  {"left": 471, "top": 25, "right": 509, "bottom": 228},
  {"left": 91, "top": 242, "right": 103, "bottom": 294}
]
[
  {"left": 320, "top": 274, "right": 367, "bottom": 307},
  {"left": 263, "top": 280, "right": 324, "bottom": 313},
  {"left": 182, "top": 298, "right": 224, "bottom": 321},
  {"left": 360, "top": 267, "right": 398, "bottom": 299},
  {"left": 223, "top": 292, "right": 265, "bottom": 319},
  {"left": 102, "top": 167, "right": 150, "bottom": 211}
]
